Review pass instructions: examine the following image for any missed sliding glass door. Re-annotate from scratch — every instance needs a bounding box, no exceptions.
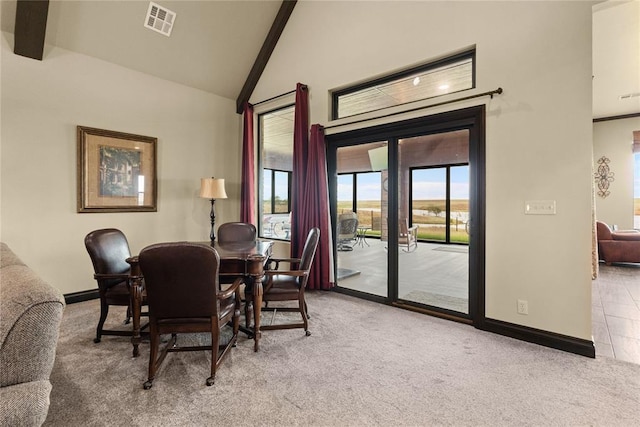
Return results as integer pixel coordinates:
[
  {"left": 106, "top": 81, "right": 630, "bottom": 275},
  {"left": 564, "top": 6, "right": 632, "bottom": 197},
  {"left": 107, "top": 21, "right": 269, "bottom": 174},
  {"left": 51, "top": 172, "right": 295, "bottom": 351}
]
[
  {"left": 334, "top": 142, "right": 388, "bottom": 298},
  {"left": 397, "top": 133, "right": 470, "bottom": 314},
  {"left": 327, "top": 106, "right": 485, "bottom": 324}
]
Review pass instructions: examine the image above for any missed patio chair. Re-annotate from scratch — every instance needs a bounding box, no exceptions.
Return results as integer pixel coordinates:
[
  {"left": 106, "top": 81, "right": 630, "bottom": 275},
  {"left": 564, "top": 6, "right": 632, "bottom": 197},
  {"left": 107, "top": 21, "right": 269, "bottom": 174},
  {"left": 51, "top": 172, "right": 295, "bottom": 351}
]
[
  {"left": 399, "top": 219, "right": 418, "bottom": 253},
  {"left": 337, "top": 212, "right": 358, "bottom": 251}
]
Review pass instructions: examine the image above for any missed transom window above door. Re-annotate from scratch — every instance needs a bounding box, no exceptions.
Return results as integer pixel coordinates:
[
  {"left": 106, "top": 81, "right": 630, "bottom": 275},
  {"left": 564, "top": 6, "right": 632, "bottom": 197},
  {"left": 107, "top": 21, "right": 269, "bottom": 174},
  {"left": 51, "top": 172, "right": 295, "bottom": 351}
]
[{"left": 331, "top": 49, "right": 475, "bottom": 120}]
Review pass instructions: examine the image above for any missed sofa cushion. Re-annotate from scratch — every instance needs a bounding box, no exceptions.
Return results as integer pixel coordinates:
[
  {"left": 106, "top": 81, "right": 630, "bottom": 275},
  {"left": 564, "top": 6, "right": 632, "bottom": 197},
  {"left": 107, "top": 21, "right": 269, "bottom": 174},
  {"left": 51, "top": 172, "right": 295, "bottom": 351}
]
[{"left": 611, "top": 231, "right": 640, "bottom": 241}]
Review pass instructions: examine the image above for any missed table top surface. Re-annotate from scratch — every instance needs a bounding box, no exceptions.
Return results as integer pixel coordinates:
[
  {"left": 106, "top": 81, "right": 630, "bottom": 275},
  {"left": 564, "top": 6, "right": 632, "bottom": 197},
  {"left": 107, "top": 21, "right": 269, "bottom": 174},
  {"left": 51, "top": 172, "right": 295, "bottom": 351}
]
[
  {"left": 127, "top": 239, "right": 274, "bottom": 263},
  {"left": 198, "top": 239, "right": 273, "bottom": 260}
]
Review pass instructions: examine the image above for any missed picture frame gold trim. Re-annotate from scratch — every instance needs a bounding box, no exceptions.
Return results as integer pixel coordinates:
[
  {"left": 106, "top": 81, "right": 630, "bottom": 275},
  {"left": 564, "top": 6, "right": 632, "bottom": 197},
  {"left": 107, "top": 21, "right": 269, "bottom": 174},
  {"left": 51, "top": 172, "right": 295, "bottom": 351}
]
[{"left": 77, "top": 126, "right": 157, "bottom": 213}]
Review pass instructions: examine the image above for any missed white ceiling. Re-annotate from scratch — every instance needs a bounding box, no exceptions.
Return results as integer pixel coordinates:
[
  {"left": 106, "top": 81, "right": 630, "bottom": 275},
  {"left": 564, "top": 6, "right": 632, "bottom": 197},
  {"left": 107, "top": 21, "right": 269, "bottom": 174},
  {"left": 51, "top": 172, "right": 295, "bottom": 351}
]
[
  {"left": 1, "top": 0, "right": 282, "bottom": 100},
  {"left": 1, "top": 0, "right": 638, "bottom": 118}
]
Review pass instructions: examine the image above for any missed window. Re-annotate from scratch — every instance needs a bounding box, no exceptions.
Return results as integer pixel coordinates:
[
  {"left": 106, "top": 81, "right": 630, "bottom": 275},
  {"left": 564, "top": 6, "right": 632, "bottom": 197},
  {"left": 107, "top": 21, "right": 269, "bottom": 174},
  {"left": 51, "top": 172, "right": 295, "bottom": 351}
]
[
  {"left": 332, "top": 50, "right": 475, "bottom": 120},
  {"left": 258, "top": 105, "right": 294, "bottom": 240},
  {"left": 410, "top": 164, "right": 470, "bottom": 244},
  {"left": 337, "top": 171, "right": 382, "bottom": 235}
]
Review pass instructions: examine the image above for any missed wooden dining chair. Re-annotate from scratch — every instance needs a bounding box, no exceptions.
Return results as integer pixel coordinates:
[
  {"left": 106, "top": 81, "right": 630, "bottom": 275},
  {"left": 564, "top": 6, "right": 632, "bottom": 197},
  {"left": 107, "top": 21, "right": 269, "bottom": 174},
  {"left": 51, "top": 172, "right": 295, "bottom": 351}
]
[
  {"left": 216, "top": 221, "right": 257, "bottom": 331},
  {"left": 84, "top": 228, "right": 148, "bottom": 344},
  {"left": 217, "top": 222, "right": 257, "bottom": 243},
  {"left": 260, "top": 227, "right": 320, "bottom": 336},
  {"left": 138, "top": 242, "right": 242, "bottom": 389}
]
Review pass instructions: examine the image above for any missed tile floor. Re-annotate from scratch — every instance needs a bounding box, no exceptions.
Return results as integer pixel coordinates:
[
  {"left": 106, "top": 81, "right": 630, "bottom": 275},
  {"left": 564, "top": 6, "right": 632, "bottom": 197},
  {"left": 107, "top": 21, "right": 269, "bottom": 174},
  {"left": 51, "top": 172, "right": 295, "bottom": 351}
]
[{"left": 592, "top": 263, "right": 640, "bottom": 364}]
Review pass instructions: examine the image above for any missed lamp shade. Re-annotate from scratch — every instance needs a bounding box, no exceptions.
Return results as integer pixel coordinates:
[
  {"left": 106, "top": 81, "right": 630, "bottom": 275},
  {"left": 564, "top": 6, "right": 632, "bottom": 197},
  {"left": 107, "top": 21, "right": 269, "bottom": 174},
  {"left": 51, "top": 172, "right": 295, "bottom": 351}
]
[{"left": 199, "top": 178, "right": 228, "bottom": 199}]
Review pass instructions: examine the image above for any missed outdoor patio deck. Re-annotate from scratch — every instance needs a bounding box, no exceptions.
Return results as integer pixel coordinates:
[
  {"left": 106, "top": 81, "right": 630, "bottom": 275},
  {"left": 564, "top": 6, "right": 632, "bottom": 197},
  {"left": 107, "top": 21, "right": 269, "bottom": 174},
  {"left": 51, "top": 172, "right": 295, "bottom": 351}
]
[{"left": 336, "top": 237, "right": 470, "bottom": 313}]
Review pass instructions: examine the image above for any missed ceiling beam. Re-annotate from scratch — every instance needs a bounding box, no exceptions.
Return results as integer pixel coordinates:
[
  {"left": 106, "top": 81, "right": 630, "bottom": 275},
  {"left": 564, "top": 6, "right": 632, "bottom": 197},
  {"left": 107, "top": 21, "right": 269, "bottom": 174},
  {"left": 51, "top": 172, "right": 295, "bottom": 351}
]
[
  {"left": 236, "top": 0, "right": 297, "bottom": 114},
  {"left": 14, "top": 0, "right": 49, "bottom": 60}
]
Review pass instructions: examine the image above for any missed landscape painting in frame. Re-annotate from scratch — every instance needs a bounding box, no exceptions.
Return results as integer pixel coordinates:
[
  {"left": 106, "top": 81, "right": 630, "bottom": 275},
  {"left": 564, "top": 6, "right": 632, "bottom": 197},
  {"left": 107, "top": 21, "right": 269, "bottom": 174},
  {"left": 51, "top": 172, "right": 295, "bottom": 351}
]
[{"left": 77, "top": 126, "right": 157, "bottom": 212}]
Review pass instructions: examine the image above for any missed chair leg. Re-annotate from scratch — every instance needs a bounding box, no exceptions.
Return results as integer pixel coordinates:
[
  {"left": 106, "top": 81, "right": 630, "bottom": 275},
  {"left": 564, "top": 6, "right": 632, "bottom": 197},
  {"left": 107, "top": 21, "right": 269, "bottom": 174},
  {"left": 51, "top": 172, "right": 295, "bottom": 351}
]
[
  {"left": 144, "top": 331, "right": 176, "bottom": 390},
  {"left": 94, "top": 299, "right": 109, "bottom": 343},
  {"left": 300, "top": 296, "right": 310, "bottom": 336},
  {"left": 143, "top": 326, "right": 159, "bottom": 390},
  {"left": 207, "top": 322, "right": 220, "bottom": 387}
]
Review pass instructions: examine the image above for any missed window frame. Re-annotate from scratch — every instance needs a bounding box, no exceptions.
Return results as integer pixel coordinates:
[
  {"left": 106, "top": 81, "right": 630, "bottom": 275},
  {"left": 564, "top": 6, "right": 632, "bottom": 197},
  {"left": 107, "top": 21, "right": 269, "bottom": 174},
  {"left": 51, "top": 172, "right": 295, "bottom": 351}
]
[
  {"left": 263, "top": 168, "right": 292, "bottom": 215},
  {"left": 331, "top": 49, "right": 476, "bottom": 121}
]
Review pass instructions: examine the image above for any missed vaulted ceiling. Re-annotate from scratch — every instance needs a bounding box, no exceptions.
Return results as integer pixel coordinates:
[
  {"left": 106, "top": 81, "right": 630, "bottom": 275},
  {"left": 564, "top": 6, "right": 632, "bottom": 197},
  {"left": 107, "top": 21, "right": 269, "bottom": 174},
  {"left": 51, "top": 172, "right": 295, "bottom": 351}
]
[{"left": 1, "top": 0, "right": 638, "bottom": 119}]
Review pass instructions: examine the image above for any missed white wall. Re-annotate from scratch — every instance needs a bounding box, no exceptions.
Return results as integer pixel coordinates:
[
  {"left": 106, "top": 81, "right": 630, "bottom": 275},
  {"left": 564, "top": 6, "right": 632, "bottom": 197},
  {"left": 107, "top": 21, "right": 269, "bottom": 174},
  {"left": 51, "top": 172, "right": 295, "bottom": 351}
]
[
  {"left": 252, "top": 1, "right": 594, "bottom": 340},
  {"left": 593, "top": 117, "right": 640, "bottom": 229},
  {"left": 1, "top": 33, "right": 241, "bottom": 295}
]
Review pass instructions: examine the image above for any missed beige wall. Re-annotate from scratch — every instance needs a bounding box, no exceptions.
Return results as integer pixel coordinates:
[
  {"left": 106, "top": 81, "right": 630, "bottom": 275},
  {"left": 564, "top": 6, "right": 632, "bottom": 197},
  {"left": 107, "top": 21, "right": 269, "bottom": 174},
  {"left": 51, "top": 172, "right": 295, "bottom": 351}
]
[
  {"left": 1, "top": 33, "right": 241, "bottom": 295},
  {"left": 593, "top": 117, "right": 640, "bottom": 229},
  {"left": 252, "top": 1, "right": 594, "bottom": 340}
]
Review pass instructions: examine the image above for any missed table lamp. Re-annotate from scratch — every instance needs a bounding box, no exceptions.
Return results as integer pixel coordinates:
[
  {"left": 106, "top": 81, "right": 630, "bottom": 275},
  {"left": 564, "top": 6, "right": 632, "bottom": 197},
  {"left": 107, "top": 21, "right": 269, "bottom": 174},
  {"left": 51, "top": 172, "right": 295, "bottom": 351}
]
[{"left": 199, "top": 177, "right": 228, "bottom": 242}]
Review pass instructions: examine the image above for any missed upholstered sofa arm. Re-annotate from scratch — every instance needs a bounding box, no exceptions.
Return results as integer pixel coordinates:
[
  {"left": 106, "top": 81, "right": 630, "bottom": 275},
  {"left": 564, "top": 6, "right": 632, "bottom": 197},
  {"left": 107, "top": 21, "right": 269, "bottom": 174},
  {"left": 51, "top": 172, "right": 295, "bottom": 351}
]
[
  {"left": 0, "top": 381, "right": 52, "bottom": 427},
  {"left": 0, "top": 243, "right": 65, "bottom": 427}
]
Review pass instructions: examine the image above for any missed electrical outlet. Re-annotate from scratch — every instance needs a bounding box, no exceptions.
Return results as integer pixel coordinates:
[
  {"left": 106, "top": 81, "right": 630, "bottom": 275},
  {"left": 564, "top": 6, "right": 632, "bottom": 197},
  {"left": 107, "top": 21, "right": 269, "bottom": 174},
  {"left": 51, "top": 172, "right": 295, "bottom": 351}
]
[{"left": 517, "top": 299, "right": 528, "bottom": 315}]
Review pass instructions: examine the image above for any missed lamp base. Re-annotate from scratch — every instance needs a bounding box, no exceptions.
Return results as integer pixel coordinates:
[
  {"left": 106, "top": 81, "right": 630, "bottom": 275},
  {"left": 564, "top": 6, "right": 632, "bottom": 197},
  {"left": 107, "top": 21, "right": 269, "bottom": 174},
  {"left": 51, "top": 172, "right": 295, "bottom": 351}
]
[{"left": 209, "top": 199, "right": 216, "bottom": 242}]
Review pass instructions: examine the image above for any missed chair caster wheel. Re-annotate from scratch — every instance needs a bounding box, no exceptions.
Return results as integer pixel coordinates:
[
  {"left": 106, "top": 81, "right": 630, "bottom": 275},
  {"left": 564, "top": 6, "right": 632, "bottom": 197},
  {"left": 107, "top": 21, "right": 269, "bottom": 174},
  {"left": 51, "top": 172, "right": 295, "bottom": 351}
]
[
  {"left": 143, "top": 380, "right": 153, "bottom": 390},
  {"left": 206, "top": 377, "right": 215, "bottom": 386},
  {"left": 305, "top": 331, "right": 311, "bottom": 337},
  {"left": 93, "top": 337, "right": 101, "bottom": 343}
]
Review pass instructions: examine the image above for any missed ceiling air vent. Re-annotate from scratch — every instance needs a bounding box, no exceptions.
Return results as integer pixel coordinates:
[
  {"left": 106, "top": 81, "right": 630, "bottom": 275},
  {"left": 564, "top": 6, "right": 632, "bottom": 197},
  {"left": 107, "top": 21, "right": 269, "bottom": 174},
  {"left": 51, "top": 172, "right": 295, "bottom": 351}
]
[{"left": 144, "top": 2, "right": 176, "bottom": 37}]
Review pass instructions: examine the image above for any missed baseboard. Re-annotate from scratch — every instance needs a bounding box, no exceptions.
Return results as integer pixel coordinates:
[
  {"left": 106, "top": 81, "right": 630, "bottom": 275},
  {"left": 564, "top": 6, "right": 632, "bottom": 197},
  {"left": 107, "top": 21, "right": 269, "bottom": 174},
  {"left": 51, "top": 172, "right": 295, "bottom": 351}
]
[
  {"left": 64, "top": 289, "right": 99, "bottom": 304},
  {"left": 483, "top": 318, "right": 596, "bottom": 358}
]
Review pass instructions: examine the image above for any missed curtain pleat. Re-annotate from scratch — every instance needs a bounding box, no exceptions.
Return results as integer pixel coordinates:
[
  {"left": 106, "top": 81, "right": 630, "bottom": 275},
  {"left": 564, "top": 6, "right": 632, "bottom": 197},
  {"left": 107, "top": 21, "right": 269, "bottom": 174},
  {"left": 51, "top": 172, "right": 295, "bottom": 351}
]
[
  {"left": 240, "top": 102, "right": 256, "bottom": 225},
  {"left": 290, "top": 84, "right": 334, "bottom": 289},
  {"left": 291, "top": 83, "right": 309, "bottom": 258},
  {"left": 301, "top": 124, "right": 334, "bottom": 289}
]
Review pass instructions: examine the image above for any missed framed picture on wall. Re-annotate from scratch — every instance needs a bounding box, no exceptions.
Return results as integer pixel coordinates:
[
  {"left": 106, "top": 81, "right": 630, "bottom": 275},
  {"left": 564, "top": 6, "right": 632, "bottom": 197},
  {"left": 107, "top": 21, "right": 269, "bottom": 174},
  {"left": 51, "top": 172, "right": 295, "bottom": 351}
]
[{"left": 77, "top": 126, "right": 157, "bottom": 213}]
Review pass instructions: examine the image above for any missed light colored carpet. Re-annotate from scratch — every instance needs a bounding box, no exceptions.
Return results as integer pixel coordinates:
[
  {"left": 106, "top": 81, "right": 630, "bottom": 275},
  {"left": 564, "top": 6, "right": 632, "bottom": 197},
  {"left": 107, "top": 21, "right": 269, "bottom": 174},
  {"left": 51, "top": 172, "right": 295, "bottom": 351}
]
[
  {"left": 44, "top": 292, "right": 639, "bottom": 426},
  {"left": 402, "top": 289, "right": 468, "bottom": 313}
]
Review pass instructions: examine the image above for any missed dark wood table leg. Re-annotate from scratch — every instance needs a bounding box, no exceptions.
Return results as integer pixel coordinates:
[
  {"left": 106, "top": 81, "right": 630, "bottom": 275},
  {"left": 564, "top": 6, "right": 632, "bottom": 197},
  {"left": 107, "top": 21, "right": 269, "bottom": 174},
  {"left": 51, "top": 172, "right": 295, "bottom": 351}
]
[
  {"left": 131, "top": 279, "right": 142, "bottom": 357},
  {"left": 126, "top": 256, "right": 142, "bottom": 358},
  {"left": 252, "top": 279, "right": 263, "bottom": 352}
]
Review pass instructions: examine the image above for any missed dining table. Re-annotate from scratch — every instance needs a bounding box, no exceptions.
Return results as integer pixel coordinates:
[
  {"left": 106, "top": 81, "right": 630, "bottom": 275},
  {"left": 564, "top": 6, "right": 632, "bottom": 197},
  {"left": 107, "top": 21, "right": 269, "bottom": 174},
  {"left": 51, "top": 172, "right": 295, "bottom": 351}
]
[{"left": 126, "top": 239, "right": 274, "bottom": 357}]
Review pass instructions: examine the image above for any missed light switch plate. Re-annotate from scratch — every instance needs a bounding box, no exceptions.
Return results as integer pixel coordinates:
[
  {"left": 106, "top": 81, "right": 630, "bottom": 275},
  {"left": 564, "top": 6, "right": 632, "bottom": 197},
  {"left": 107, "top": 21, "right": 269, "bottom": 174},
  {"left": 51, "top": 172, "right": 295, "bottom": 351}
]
[{"left": 525, "top": 200, "right": 556, "bottom": 215}]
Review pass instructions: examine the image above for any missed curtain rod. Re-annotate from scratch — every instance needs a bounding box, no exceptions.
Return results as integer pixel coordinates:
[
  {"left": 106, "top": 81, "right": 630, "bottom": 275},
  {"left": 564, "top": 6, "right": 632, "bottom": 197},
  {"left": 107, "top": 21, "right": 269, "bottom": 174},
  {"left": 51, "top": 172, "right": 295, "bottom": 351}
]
[
  {"left": 252, "top": 89, "right": 297, "bottom": 107},
  {"left": 324, "top": 87, "right": 503, "bottom": 130}
]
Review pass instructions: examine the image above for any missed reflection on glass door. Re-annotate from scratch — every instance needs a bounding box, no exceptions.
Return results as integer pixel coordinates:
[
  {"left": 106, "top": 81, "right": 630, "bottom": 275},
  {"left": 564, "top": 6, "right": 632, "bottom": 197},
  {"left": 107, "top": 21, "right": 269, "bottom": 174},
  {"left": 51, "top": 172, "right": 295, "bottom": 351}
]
[
  {"left": 398, "top": 132, "right": 470, "bottom": 314},
  {"left": 335, "top": 142, "right": 388, "bottom": 297}
]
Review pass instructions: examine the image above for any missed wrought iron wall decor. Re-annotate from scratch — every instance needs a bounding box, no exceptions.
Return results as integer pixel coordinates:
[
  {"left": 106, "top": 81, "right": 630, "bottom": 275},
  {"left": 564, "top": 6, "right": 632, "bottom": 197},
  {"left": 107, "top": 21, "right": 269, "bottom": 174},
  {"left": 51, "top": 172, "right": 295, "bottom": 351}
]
[{"left": 594, "top": 156, "right": 615, "bottom": 198}]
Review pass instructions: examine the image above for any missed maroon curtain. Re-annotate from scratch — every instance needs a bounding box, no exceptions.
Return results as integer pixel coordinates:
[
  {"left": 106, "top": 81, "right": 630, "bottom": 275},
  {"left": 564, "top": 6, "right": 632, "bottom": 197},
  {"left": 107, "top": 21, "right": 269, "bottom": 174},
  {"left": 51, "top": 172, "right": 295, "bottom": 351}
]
[
  {"left": 290, "top": 83, "right": 334, "bottom": 289},
  {"left": 291, "top": 83, "right": 309, "bottom": 258},
  {"left": 240, "top": 102, "right": 256, "bottom": 225},
  {"left": 300, "top": 124, "right": 334, "bottom": 289}
]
